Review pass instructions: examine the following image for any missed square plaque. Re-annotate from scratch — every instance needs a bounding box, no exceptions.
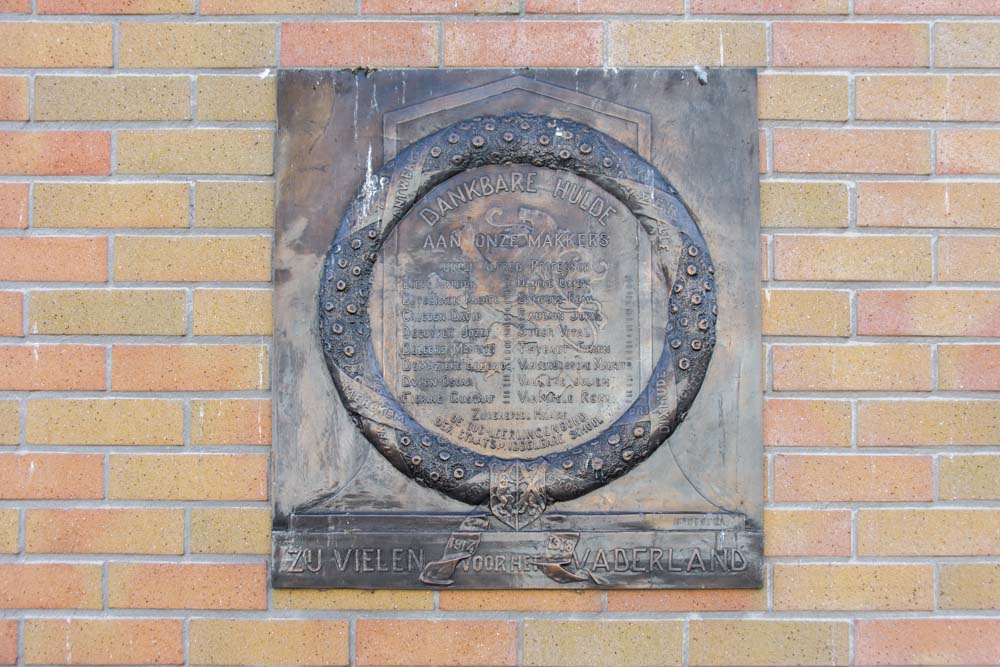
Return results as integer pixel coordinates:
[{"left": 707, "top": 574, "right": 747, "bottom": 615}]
[{"left": 272, "top": 69, "right": 762, "bottom": 589}]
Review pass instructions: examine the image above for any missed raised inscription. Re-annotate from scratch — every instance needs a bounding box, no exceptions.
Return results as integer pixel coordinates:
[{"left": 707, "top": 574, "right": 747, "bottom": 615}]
[{"left": 372, "top": 165, "right": 666, "bottom": 457}]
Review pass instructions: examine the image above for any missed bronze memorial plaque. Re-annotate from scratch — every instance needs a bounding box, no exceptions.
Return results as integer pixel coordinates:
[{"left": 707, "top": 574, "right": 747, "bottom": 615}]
[{"left": 273, "top": 69, "right": 762, "bottom": 589}]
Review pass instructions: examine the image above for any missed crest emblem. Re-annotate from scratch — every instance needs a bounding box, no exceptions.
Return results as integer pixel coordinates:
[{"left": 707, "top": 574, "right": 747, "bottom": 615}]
[{"left": 489, "top": 463, "right": 547, "bottom": 530}]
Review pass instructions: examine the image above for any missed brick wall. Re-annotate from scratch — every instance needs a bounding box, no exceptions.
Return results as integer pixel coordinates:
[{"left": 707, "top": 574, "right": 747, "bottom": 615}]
[{"left": 0, "top": 0, "right": 998, "bottom": 665}]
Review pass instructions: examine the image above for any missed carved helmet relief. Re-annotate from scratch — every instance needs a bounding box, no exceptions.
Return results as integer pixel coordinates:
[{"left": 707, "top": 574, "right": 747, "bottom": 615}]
[{"left": 319, "top": 113, "right": 717, "bottom": 530}]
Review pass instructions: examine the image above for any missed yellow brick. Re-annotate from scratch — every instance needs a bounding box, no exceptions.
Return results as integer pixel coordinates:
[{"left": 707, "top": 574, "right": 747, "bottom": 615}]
[
  {"left": 0, "top": 401, "right": 17, "bottom": 446},
  {"left": 190, "top": 508, "right": 270, "bottom": 554},
  {"left": 117, "top": 130, "right": 273, "bottom": 175},
  {"left": 760, "top": 182, "right": 848, "bottom": 228},
  {"left": 858, "top": 509, "right": 1000, "bottom": 556},
  {"left": 194, "top": 289, "right": 272, "bottom": 335},
  {"left": 192, "top": 399, "right": 271, "bottom": 446},
  {"left": 939, "top": 564, "right": 1000, "bottom": 610},
  {"left": 609, "top": 22, "right": 767, "bottom": 67},
  {"left": 27, "top": 399, "right": 183, "bottom": 446},
  {"left": 773, "top": 564, "right": 933, "bottom": 611},
  {"left": 774, "top": 235, "right": 932, "bottom": 281},
  {"left": 272, "top": 589, "right": 434, "bottom": 611},
  {"left": 195, "top": 181, "right": 274, "bottom": 228},
  {"left": 856, "top": 75, "right": 1000, "bottom": 122},
  {"left": 202, "top": 0, "right": 353, "bottom": 11},
  {"left": 198, "top": 75, "right": 276, "bottom": 121},
  {"left": 0, "top": 23, "right": 113, "bottom": 68},
  {"left": 0, "top": 510, "right": 17, "bottom": 553},
  {"left": 189, "top": 620, "right": 348, "bottom": 667},
  {"left": 109, "top": 454, "right": 268, "bottom": 500},
  {"left": 859, "top": 400, "right": 1000, "bottom": 446},
  {"left": 35, "top": 76, "right": 190, "bottom": 121},
  {"left": 119, "top": 23, "right": 276, "bottom": 68},
  {"left": 689, "top": 621, "right": 849, "bottom": 667},
  {"left": 523, "top": 621, "right": 682, "bottom": 667},
  {"left": 938, "top": 236, "right": 1000, "bottom": 281},
  {"left": 773, "top": 344, "right": 931, "bottom": 391},
  {"left": 34, "top": 183, "right": 189, "bottom": 229},
  {"left": 26, "top": 508, "right": 184, "bottom": 555},
  {"left": 763, "top": 289, "right": 850, "bottom": 337},
  {"left": 940, "top": 455, "right": 1000, "bottom": 500},
  {"left": 29, "top": 289, "right": 186, "bottom": 335},
  {"left": 935, "top": 22, "right": 1000, "bottom": 68},
  {"left": 759, "top": 74, "right": 848, "bottom": 121},
  {"left": 114, "top": 236, "right": 271, "bottom": 282}
]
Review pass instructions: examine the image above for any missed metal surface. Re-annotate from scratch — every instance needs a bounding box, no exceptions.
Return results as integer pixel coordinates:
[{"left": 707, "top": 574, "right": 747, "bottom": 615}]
[{"left": 273, "top": 69, "right": 762, "bottom": 589}]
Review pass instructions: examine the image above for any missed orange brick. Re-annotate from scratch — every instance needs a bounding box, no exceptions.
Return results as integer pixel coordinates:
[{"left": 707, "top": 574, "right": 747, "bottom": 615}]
[
  {"left": 272, "top": 589, "right": 434, "bottom": 610},
  {"left": 112, "top": 345, "right": 268, "bottom": 391},
  {"left": 938, "top": 237, "right": 1000, "bottom": 282},
  {"left": 607, "top": 587, "right": 765, "bottom": 612},
  {"left": 0, "top": 454, "right": 102, "bottom": 500},
  {"left": 694, "top": 0, "right": 846, "bottom": 11},
  {"left": 765, "top": 399, "right": 852, "bottom": 447},
  {"left": 440, "top": 590, "right": 602, "bottom": 612},
  {"left": 527, "top": 0, "right": 680, "bottom": 12},
  {"left": 773, "top": 344, "right": 931, "bottom": 391},
  {"left": 190, "top": 620, "right": 349, "bottom": 666},
  {"left": 120, "top": 23, "right": 275, "bottom": 68},
  {"left": 775, "top": 455, "right": 932, "bottom": 502},
  {"left": 763, "top": 289, "right": 850, "bottom": 336},
  {"left": 0, "top": 238, "right": 106, "bottom": 282},
  {"left": 282, "top": 22, "right": 438, "bottom": 67},
  {"left": 760, "top": 182, "right": 849, "bottom": 228},
  {"left": 39, "top": 0, "right": 193, "bottom": 11},
  {"left": 690, "top": 621, "right": 849, "bottom": 667},
  {"left": 523, "top": 621, "right": 682, "bottom": 667},
  {"left": 857, "top": 290, "right": 1000, "bottom": 336},
  {"left": 0, "top": 77, "right": 27, "bottom": 121},
  {"left": 859, "top": 400, "right": 1000, "bottom": 447},
  {"left": 858, "top": 75, "right": 1000, "bottom": 122},
  {"left": 0, "top": 292, "right": 21, "bottom": 337},
  {"left": 773, "top": 22, "right": 927, "bottom": 67},
  {"left": 109, "top": 454, "right": 268, "bottom": 500},
  {"left": 939, "top": 345, "right": 1000, "bottom": 391},
  {"left": 774, "top": 564, "right": 933, "bottom": 611},
  {"left": 368, "top": 0, "right": 516, "bottom": 12},
  {"left": 27, "top": 399, "right": 183, "bottom": 446},
  {"left": 774, "top": 235, "right": 931, "bottom": 281},
  {"left": 0, "top": 345, "right": 105, "bottom": 391},
  {"left": 357, "top": 620, "right": 517, "bottom": 667},
  {"left": 939, "top": 563, "right": 1000, "bottom": 610},
  {"left": 935, "top": 22, "right": 1000, "bottom": 68},
  {"left": 764, "top": 509, "right": 852, "bottom": 557},
  {"left": 108, "top": 563, "right": 267, "bottom": 610},
  {"left": 115, "top": 236, "right": 270, "bottom": 282},
  {"left": 940, "top": 455, "right": 1000, "bottom": 500},
  {"left": 204, "top": 0, "right": 351, "bottom": 10},
  {"left": 25, "top": 619, "right": 184, "bottom": 666},
  {"left": 857, "top": 182, "right": 1000, "bottom": 228},
  {"left": 0, "top": 564, "right": 102, "bottom": 609},
  {"left": 0, "top": 621, "right": 13, "bottom": 664},
  {"left": 773, "top": 129, "right": 930, "bottom": 174},
  {"left": 26, "top": 509, "right": 183, "bottom": 555},
  {"left": 609, "top": 22, "right": 766, "bottom": 67},
  {"left": 0, "top": 0, "right": 28, "bottom": 11},
  {"left": 858, "top": 509, "right": 1000, "bottom": 556},
  {"left": 445, "top": 22, "right": 602, "bottom": 67},
  {"left": 0, "top": 183, "right": 28, "bottom": 229},
  {"left": 938, "top": 130, "right": 1000, "bottom": 174},
  {"left": 0, "top": 132, "right": 110, "bottom": 176},
  {"left": 192, "top": 399, "right": 271, "bottom": 445},
  {"left": 0, "top": 23, "right": 112, "bottom": 67},
  {"left": 858, "top": 0, "right": 1000, "bottom": 12},
  {"left": 856, "top": 619, "right": 1000, "bottom": 666}
]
